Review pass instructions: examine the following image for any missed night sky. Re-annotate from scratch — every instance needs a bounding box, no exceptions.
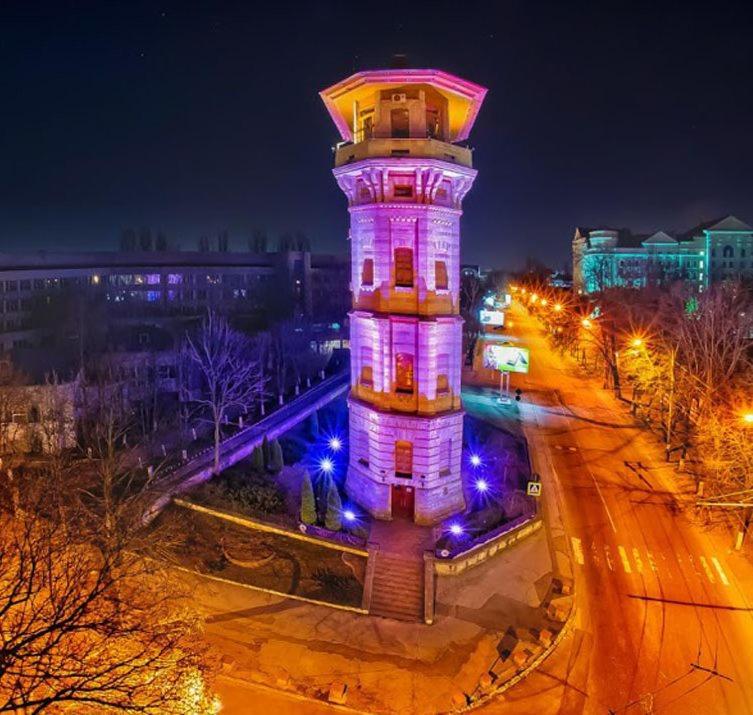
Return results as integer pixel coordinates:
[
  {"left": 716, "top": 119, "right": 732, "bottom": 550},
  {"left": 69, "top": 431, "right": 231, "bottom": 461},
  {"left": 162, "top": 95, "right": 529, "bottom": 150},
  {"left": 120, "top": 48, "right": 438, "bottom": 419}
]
[{"left": 2, "top": 1, "right": 752, "bottom": 269}]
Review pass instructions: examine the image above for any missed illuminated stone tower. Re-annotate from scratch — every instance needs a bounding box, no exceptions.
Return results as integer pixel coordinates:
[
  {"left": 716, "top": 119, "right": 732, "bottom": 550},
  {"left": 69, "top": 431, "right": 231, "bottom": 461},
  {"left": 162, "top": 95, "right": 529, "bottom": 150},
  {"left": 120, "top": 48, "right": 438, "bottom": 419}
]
[{"left": 321, "top": 69, "right": 486, "bottom": 524}]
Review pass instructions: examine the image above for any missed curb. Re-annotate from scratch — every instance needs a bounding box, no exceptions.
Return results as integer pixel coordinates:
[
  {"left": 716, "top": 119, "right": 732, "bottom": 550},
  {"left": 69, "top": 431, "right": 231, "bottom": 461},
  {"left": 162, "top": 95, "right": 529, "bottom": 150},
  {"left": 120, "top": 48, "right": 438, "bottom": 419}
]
[
  {"left": 215, "top": 673, "right": 371, "bottom": 714},
  {"left": 449, "top": 598, "right": 577, "bottom": 712}
]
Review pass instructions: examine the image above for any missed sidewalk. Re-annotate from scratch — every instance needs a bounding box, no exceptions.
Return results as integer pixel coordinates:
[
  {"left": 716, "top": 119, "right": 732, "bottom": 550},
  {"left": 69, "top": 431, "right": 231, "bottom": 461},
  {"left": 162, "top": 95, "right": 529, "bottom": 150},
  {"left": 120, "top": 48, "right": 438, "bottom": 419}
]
[{"left": 185, "top": 518, "right": 556, "bottom": 714}]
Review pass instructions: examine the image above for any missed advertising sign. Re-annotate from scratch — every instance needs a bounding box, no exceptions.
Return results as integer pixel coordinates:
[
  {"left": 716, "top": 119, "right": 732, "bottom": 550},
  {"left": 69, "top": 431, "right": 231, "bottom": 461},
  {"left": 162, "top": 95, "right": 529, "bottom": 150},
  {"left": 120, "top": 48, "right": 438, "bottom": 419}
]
[
  {"left": 479, "top": 309, "right": 505, "bottom": 327},
  {"left": 483, "top": 344, "right": 530, "bottom": 373}
]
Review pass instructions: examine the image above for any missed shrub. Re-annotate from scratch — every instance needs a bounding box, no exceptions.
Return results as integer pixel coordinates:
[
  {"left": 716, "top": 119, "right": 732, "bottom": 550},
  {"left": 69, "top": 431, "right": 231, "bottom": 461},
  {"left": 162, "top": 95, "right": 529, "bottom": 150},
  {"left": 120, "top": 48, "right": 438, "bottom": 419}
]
[
  {"left": 300, "top": 470, "right": 316, "bottom": 525},
  {"left": 312, "top": 567, "right": 359, "bottom": 602},
  {"left": 261, "top": 435, "right": 270, "bottom": 466},
  {"left": 268, "top": 439, "right": 284, "bottom": 474},
  {"left": 250, "top": 445, "right": 264, "bottom": 472},
  {"left": 324, "top": 479, "right": 342, "bottom": 531}
]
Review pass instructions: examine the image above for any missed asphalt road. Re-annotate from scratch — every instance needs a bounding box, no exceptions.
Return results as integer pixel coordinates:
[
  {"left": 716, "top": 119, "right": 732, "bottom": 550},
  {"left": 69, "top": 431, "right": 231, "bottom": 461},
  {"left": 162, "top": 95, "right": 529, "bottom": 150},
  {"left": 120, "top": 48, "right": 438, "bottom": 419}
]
[{"left": 476, "top": 303, "right": 753, "bottom": 715}]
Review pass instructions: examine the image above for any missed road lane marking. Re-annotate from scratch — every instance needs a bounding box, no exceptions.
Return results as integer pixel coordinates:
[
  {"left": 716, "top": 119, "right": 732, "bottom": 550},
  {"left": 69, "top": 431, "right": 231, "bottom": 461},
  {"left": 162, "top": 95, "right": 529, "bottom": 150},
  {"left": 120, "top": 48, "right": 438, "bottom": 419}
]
[
  {"left": 647, "top": 552, "right": 658, "bottom": 574},
  {"left": 618, "top": 545, "right": 632, "bottom": 573},
  {"left": 699, "top": 556, "right": 715, "bottom": 584},
  {"left": 590, "top": 472, "right": 618, "bottom": 534},
  {"left": 711, "top": 557, "right": 730, "bottom": 586},
  {"left": 571, "top": 537, "right": 585, "bottom": 565},
  {"left": 604, "top": 545, "right": 615, "bottom": 570},
  {"left": 632, "top": 548, "right": 644, "bottom": 574}
]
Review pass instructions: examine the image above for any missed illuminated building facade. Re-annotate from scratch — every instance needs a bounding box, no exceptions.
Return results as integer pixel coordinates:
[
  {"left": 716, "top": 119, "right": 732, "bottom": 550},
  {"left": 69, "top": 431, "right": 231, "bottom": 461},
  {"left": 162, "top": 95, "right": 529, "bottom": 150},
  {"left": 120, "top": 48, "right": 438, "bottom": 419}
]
[
  {"left": 321, "top": 68, "right": 486, "bottom": 523},
  {"left": 572, "top": 215, "right": 753, "bottom": 294}
]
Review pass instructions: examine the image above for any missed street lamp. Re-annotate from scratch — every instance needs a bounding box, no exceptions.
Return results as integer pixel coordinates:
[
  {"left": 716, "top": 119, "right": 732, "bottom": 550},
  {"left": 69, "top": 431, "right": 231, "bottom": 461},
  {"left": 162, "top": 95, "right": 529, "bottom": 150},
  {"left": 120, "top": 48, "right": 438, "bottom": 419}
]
[
  {"left": 742, "top": 413, "right": 753, "bottom": 425},
  {"left": 554, "top": 303, "right": 562, "bottom": 312},
  {"left": 631, "top": 337, "right": 643, "bottom": 348},
  {"left": 581, "top": 318, "right": 591, "bottom": 328}
]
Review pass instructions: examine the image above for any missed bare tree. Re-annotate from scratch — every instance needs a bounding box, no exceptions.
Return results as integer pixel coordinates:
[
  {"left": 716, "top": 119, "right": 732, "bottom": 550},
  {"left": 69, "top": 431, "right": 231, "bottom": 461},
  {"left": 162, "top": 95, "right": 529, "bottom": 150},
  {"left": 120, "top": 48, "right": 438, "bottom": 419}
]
[
  {"left": 182, "top": 311, "right": 265, "bottom": 474},
  {"left": 0, "top": 471, "right": 216, "bottom": 714}
]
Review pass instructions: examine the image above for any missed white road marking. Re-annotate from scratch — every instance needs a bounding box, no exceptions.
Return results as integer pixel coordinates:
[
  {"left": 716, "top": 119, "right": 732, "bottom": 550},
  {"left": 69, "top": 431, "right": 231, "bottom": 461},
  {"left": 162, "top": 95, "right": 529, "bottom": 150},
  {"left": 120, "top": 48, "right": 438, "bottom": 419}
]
[
  {"left": 618, "top": 545, "right": 632, "bottom": 573},
  {"left": 711, "top": 557, "right": 730, "bottom": 586},
  {"left": 699, "top": 556, "right": 715, "bottom": 584},
  {"left": 604, "top": 544, "right": 615, "bottom": 571},
  {"left": 632, "top": 548, "right": 644, "bottom": 575},
  {"left": 590, "top": 472, "right": 618, "bottom": 534},
  {"left": 571, "top": 536, "right": 585, "bottom": 565},
  {"left": 647, "top": 552, "right": 659, "bottom": 574}
]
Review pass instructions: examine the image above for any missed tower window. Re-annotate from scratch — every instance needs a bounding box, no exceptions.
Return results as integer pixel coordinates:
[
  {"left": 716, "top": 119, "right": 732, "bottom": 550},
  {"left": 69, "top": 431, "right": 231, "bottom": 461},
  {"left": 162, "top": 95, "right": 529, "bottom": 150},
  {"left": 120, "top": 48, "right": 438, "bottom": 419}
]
[
  {"left": 437, "top": 353, "right": 450, "bottom": 394},
  {"left": 435, "top": 260, "right": 448, "bottom": 290},
  {"left": 394, "top": 247, "right": 414, "bottom": 287},
  {"left": 360, "top": 346, "right": 373, "bottom": 386},
  {"left": 361, "top": 258, "right": 374, "bottom": 287},
  {"left": 395, "top": 440, "right": 413, "bottom": 478},
  {"left": 395, "top": 353, "right": 414, "bottom": 394},
  {"left": 391, "top": 108, "right": 410, "bottom": 138},
  {"left": 723, "top": 245, "right": 734, "bottom": 258}
]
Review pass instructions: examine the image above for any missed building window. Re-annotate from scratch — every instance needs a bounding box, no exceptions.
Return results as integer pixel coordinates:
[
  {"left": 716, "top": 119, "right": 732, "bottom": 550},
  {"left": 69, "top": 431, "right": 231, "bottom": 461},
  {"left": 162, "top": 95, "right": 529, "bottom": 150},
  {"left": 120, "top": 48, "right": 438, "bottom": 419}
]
[
  {"left": 394, "top": 185, "right": 413, "bottom": 198},
  {"left": 742, "top": 248, "right": 747, "bottom": 258},
  {"left": 435, "top": 260, "right": 448, "bottom": 290},
  {"left": 439, "top": 439, "right": 451, "bottom": 476},
  {"left": 723, "top": 245, "right": 734, "bottom": 258},
  {"left": 437, "top": 353, "right": 450, "bottom": 394},
  {"left": 395, "top": 440, "right": 413, "bottom": 478},
  {"left": 394, "top": 247, "right": 413, "bottom": 287},
  {"left": 391, "top": 108, "right": 410, "bottom": 138},
  {"left": 361, "top": 258, "right": 374, "bottom": 287},
  {"left": 360, "top": 346, "right": 373, "bottom": 386},
  {"left": 395, "top": 353, "right": 414, "bottom": 394}
]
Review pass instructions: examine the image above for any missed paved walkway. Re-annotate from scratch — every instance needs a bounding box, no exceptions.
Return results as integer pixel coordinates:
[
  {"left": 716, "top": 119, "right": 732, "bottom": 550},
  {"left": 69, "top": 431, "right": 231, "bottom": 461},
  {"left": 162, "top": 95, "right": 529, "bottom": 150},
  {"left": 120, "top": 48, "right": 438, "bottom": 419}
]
[{"left": 186, "top": 519, "right": 554, "bottom": 714}]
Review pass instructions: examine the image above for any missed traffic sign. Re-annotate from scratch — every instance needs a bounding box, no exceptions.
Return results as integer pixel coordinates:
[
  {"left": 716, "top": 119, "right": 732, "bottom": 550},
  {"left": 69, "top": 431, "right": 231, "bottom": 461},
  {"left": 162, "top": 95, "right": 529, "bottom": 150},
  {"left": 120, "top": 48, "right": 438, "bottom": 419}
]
[{"left": 527, "top": 481, "right": 542, "bottom": 497}]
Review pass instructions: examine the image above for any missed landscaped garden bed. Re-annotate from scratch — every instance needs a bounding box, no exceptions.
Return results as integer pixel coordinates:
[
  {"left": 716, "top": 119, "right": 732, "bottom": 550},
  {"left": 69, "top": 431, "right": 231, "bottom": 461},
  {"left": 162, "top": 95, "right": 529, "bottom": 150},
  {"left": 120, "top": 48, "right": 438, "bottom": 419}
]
[
  {"left": 435, "top": 414, "right": 536, "bottom": 557},
  {"left": 157, "top": 504, "right": 367, "bottom": 609}
]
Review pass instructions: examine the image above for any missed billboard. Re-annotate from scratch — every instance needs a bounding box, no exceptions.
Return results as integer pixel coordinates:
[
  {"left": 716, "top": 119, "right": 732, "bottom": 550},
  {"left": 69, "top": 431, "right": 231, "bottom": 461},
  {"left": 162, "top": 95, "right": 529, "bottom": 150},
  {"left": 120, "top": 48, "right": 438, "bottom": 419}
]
[
  {"left": 479, "top": 309, "right": 505, "bottom": 327},
  {"left": 483, "top": 344, "right": 530, "bottom": 373}
]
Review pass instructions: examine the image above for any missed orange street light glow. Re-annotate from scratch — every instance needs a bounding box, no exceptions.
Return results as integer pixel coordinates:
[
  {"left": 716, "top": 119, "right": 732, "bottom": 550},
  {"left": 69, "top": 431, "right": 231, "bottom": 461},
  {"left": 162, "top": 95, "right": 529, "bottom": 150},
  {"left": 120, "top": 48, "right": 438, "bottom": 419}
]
[
  {"left": 631, "top": 338, "right": 643, "bottom": 348},
  {"left": 742, "top": 413, "right": 753, "bottom": 425},
  {"left": 541, "top": 299, "right": 548, "bottom": 306},
  {"left": 554, "top": 303, "right": 562, "bottom": 312},
  {"left": 581, "top": 318, "right": 591, "bottom": 328}
]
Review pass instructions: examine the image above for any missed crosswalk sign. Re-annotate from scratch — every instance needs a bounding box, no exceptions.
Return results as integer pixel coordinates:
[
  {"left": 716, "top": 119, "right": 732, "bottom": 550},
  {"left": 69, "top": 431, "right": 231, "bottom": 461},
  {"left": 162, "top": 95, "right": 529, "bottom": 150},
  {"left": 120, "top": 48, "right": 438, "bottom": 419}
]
[{"left": 527, "top": 481, "right": 542, "bottom": 497}]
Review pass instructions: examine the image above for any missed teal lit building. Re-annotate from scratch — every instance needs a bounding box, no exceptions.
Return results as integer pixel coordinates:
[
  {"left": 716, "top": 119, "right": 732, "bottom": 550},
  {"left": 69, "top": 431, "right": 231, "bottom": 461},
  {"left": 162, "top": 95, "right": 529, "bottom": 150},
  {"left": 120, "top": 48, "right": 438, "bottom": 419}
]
[{"left": 572, "top": 215, "right": 753, "bottom": 294}]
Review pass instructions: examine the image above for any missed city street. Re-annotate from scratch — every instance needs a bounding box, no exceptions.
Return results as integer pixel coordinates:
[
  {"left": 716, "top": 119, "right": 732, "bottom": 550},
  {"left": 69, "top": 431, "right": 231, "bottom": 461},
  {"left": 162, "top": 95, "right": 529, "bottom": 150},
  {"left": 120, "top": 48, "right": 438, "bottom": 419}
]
[{"left": 475, "top": 302, "right": 753, "bottom": 714}]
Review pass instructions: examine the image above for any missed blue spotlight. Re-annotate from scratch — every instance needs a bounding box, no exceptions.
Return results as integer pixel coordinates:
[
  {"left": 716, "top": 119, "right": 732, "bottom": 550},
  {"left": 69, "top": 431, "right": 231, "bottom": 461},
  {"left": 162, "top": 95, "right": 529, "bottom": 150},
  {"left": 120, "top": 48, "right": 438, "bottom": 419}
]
[{"left": 328, "top": 435, "right": 343, "bottom": 452}]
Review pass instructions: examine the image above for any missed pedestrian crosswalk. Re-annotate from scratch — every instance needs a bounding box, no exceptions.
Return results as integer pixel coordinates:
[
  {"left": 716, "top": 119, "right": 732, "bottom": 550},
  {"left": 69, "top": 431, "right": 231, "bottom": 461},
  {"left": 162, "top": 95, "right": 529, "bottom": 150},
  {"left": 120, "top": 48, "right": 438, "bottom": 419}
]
[{"left": 570, "top": 536, "right": 732, "bottom": 587}]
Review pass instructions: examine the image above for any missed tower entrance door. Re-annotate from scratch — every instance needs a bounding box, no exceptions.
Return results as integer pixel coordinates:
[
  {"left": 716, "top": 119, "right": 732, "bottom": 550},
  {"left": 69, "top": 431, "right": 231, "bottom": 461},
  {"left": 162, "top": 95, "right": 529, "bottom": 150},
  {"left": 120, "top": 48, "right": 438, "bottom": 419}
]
[{"left": 391, "top": 484, "right": 415, "bottom": 520}]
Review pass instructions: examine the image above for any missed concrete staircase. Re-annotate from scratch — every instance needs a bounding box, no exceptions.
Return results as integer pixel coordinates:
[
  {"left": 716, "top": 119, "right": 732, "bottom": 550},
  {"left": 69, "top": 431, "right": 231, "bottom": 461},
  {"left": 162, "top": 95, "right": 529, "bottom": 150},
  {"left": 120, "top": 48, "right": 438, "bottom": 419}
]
[
  {"left": 370, "top": 553, "right": 425, "bottom": 621},
  {"left": 368, "top": 519, "right": 434, "bottom": 622}
]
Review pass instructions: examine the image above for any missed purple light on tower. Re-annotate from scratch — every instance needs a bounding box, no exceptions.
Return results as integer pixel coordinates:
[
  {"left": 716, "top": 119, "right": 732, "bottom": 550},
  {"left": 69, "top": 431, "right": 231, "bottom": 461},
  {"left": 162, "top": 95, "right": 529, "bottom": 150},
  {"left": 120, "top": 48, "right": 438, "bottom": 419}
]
[{"left": 320, "top": 68, "right": 487, "bottom": 525}]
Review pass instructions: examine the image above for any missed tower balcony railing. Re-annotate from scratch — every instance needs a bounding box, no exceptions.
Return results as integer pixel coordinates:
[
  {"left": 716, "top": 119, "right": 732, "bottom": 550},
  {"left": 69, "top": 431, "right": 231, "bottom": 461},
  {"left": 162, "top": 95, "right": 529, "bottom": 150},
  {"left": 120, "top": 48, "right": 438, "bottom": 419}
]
[{"left": 335, "top": 137, "right": 472, "bottom": 169}]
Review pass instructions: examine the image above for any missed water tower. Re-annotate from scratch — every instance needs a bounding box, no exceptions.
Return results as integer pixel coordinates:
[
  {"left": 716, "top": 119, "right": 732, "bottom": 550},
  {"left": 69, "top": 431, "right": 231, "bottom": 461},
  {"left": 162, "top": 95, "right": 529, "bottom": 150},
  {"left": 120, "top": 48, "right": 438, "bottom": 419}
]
[{"left": 321, "top": 68, "right": 486, "bottom": 524}]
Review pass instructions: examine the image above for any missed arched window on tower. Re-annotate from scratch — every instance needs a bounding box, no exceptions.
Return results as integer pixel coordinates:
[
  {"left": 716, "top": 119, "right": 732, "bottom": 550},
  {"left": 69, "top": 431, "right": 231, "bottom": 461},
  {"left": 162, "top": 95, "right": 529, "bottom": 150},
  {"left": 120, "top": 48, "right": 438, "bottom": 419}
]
[
  {"left": 395, "top": 440, "right": 413, "bottom": 478},
  {"left": 435, "top": 260, "right": 448, "bottom": 290},
  {"left": 361, "top": 258, "right": 374, "bottom": 287},
  {"left": 723, "top": 245, "right": 734, "bottom": 258},
  {"left": 394, "top": 247, "right": 414, "bottom": 287},
  {"left": 395, "top": 353, "right": 414, "bottom": 394},
  {"left": 437, "top": 353, "right": 450, "bottom": 394}
]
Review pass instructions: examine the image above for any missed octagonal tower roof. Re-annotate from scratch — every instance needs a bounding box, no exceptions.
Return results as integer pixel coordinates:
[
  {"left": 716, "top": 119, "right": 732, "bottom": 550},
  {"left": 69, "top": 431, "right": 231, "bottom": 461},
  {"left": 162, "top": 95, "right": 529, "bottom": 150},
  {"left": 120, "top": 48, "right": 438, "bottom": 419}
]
[{"left": 320, "top": 68, "right": 487, "bottom": 144}]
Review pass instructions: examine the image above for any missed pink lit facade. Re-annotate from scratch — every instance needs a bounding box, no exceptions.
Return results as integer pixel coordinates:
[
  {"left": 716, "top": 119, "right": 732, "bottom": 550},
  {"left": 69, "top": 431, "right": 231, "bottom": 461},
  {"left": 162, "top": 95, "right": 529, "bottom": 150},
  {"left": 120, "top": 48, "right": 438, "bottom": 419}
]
[{"left": 321, "top": 69, "right": 486, "bottom": 524}]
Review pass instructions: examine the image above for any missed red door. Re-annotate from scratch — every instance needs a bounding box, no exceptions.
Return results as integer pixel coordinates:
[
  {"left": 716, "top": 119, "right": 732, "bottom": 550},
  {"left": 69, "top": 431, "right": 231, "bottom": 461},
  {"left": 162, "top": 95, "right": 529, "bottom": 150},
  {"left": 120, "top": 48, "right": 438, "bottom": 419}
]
[{"left": 391, "top": 484, "right": 415, "bottom": 520}]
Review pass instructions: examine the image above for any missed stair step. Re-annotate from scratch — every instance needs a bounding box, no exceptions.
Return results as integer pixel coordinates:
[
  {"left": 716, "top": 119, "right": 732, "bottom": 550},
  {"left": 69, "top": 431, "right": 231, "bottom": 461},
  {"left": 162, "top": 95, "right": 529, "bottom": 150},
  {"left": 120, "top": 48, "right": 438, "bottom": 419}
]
[{"left": 371, "top": 605, "right": 423, "bottom": 622}]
